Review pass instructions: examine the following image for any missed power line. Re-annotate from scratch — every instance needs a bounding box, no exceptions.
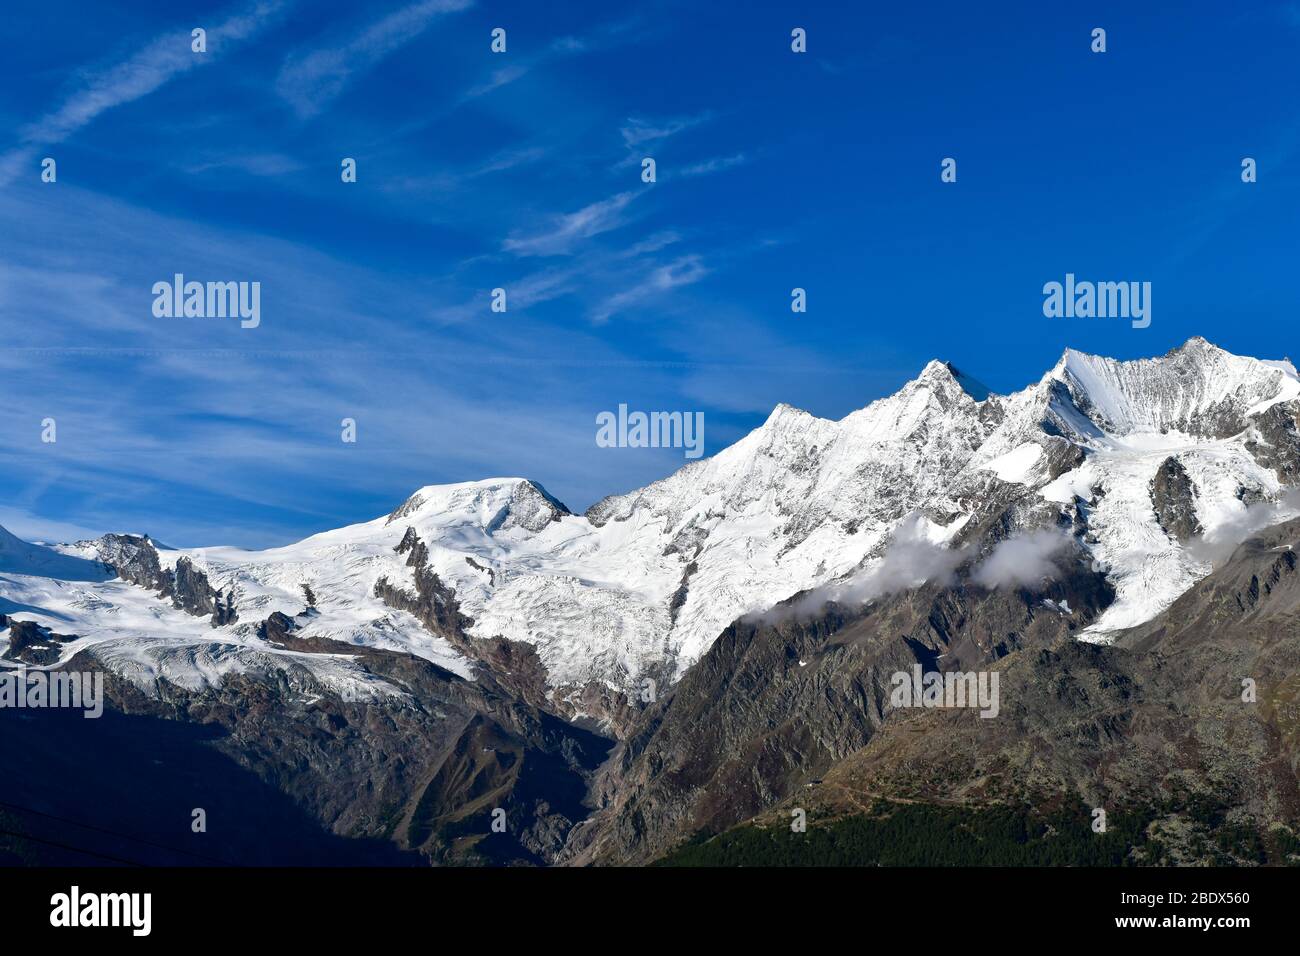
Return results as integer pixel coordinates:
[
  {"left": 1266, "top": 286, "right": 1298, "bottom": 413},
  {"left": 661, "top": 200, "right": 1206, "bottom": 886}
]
[
  {"left": 0, "top": 827, "right": 147, "bottom": 867},
  {"left": 0, "top": 800, "right": 233, "bottom": 866}
]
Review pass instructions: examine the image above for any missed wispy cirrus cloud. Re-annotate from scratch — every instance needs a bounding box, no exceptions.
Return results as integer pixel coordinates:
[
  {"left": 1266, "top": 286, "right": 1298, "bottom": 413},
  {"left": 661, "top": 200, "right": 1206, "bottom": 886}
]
[
  {"left": 378, "top": 143, "right": 551, "bottom": 197},
  {"left": 184, "top": 152, "right": 306, "bottom": 177},
  {"left": 591, "top": 254, "right": 709, "bottom": 323},
  {"left": 430, "top": 263, "right": 583, "bottom": 325},
  {"left": 275, "top": 0, "right": 473, "bottom": 117},
  {"left": 462, "top": 35, "right": 585, "bottom": 100},
  {"left": 622, "top": 231, "right": 682, "bottom": 256},
  {"left": 619, "top": 112, "right": 712, "bottom": 149},
  {"left": 504, "top": 191, "right": 638, "bottom": 256},
  {"left": 376, "top": 14, "right": 649, "bottom": 147},
  {"left": 677, "top": 152, "right": 749, "bottom": 178},
  {"left": 0, "top": 183, "right": 665, "bottom": 545},
  {"left": 460, "top": 16, "right": 647, "bottom": 102},
  {"left": 0, "top": 0, "right": 287, "bottom": 183}
]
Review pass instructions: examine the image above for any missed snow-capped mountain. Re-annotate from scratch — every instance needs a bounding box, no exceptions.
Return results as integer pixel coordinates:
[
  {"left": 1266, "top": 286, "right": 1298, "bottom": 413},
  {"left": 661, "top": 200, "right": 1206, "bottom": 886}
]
[{"left": 4, "top": 337, "right": 1299, "bottom": 718}]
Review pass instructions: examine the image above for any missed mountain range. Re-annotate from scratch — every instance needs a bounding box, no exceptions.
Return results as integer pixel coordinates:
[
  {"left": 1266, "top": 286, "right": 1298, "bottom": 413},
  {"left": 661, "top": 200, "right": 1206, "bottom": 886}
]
[{"left": 5, "top": 336, "right": 1300, "bottom": 866}]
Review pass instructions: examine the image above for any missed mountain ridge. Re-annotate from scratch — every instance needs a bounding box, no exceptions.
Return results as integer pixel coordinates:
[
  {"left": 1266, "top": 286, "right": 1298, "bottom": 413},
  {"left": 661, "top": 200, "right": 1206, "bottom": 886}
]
[{"left": 3, "top": 337, "right": 1300, "bottom": 728}]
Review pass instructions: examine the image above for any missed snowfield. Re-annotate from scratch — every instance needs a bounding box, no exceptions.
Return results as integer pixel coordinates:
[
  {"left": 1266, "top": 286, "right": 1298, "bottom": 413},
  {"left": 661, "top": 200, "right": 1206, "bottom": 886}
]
[{"left": 4, "top": 337, "right": 1299, "bottom": 698}]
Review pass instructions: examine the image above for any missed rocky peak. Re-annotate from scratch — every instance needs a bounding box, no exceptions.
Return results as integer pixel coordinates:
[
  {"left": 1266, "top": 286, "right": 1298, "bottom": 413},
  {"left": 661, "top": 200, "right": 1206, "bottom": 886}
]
[
  {"left": 1048, "top": 338, "right": 1299, "bottom": 438},
  {"left": 388, "top": 478, "right": 569, "bottom": 534}
]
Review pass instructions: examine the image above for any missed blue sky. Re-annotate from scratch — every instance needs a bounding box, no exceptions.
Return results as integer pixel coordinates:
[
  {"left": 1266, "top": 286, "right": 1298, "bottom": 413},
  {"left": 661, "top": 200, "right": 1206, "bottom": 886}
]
[{"left": 2, "top": 0, "right": 1299, "bottom": 547}]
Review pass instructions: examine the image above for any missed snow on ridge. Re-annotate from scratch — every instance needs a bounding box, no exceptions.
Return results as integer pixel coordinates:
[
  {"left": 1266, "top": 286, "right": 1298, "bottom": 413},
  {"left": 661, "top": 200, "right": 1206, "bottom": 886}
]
[
  {"left": 6, "top": 337, "right": 1300, "bottom": 697},
  {"left": 1048, "top": 338, "right": 1296, "bottom": 436},
  {"left": 982, "top": 442, "right": 1044, "bottom": 484}
]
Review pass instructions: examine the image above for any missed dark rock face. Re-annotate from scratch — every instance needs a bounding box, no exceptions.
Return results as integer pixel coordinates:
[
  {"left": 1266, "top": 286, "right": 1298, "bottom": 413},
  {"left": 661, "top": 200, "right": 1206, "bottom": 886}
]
[
  {"left": 374, "top": 526, "right": 639, "bottom": 736},
  {"left": 212, "top": 590, "right": 238, "bottom": 626},
  {"left": 614, "top": 517, "right": 1300, "bottom": 867},
  {"left": 1041, "top": 436, "right": 1088, "bottom": 481},
  {"left": 76, "top": 615, "right": 612, "bottom": 865},
  {"left": 170, "top": 556, "right": 216, "bottom": 616},
  {"left": 98, "top": 534, "right": 235, "bottom": 627},
  {"left": 464, "top": 557, "right": 495, "bottom": 585},
  {"left": 97, "top": 533, "right": 170, "bottom": 591},
  {"left": 0, "top": 600, "right": 610, "bottom": 865},
  {"left": 1246, "top": 400, "right": 1300, "bottom": 482},
  {"left": 668, "top": 561, "right": 697, "bottom": 624},
  {"left": 377, "top": 527, "right": 476, "bottom": 637},
  {"left": 0, "top": 693, "right": 425, "bottom": 866},
  {"left": 566, "top": 545, "right": 1115, "bottom": 866},
  {"left": 1150, "top": 456, "right": 1203, "bottom": 541},
  {"left": 257, "top": 610, "right": 301, "bottom": 646},
  {"left": 497, "top": 480, "right": 571, "bottom": 533},
  {"left": 0, "top": 615, "right": 78, "bottom": 667}
]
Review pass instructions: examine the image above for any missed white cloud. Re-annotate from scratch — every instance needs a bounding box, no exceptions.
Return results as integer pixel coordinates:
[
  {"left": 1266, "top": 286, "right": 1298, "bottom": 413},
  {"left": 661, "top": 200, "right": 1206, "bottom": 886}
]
[
  {"left": 503, "top": 191, "right": 636, "bottom": 256},
  {"left": 972, "top": 530, "right": 1071, "bottom": 589},
  {"left": 185, "top": 152, "right": 305, "bottom": 176},
  {"left": 0, "top": 1, "right": 287, "bottom": 183},
  {"left": 1186, "top": 488, "right": 1300, "bottom": 567},
  {"left": 622, "top": 231, "right": 682, "bottom": 256},
  {"left": 591, "top": 254, "right": 708, "bottom": 323},
  {"left": 275, "top": 0, "right": 473, "bottom": 116},
  {"left": 461, "top": 38, "right": 584, "bottom": 99},
  {"left": 619, "top": 112, "right": 711, "bottom": 149},
  {"left": 678, "top": 152, "right": 749, "bottom": 178},
  {"left": 771, "top": 514, "right": 967, "bottom": 621}
]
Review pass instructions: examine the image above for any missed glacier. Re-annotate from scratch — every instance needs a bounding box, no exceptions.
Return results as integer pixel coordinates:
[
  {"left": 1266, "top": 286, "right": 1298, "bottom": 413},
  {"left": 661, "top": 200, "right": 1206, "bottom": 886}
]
[{"left": 3, "top": 336, "right": 1299, "bottom": 713}]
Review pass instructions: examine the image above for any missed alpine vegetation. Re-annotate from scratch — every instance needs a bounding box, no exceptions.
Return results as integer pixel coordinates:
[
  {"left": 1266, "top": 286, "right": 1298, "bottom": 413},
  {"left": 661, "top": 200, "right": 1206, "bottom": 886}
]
[
  {"left": 4, "top": 337, "right": 1300, "bottom": 872},
  {"left": 1042, "top": 273, "right": 1151, "bottom": 328},
  {"left": 151, "top": 274, "right": 261, "bottom": 328}
]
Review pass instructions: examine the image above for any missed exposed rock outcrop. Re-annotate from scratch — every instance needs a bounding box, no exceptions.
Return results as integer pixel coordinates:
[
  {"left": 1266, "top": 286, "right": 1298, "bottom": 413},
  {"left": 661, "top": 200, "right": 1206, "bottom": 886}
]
[
  {"left": 373, "top": 526, "right": 640, "bottom": 737},
  {"left": 607, "top": 516, "right": 1300, "bottom": 866},
  {"left": 1150, "top": 456, "right": 1203, "bottom": 541},
  {"left": 566, "top": 540, "right": 1115, "bottom": 865},
  {"left": 0, "top": 615, "right": 78, "bottom": 667},
  {"left": 97, "top": 534, "right": 235, "bottom": 627}
]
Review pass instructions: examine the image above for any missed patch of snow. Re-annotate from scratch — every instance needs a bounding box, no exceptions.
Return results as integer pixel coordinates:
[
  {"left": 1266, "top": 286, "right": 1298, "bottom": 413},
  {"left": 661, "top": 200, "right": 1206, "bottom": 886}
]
[
  {"left": 982, "top": 442, "right": 1043, "bottom": 484},
  {"left": 6, "top": 338, "right": 1300, "bottom": 700}
]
